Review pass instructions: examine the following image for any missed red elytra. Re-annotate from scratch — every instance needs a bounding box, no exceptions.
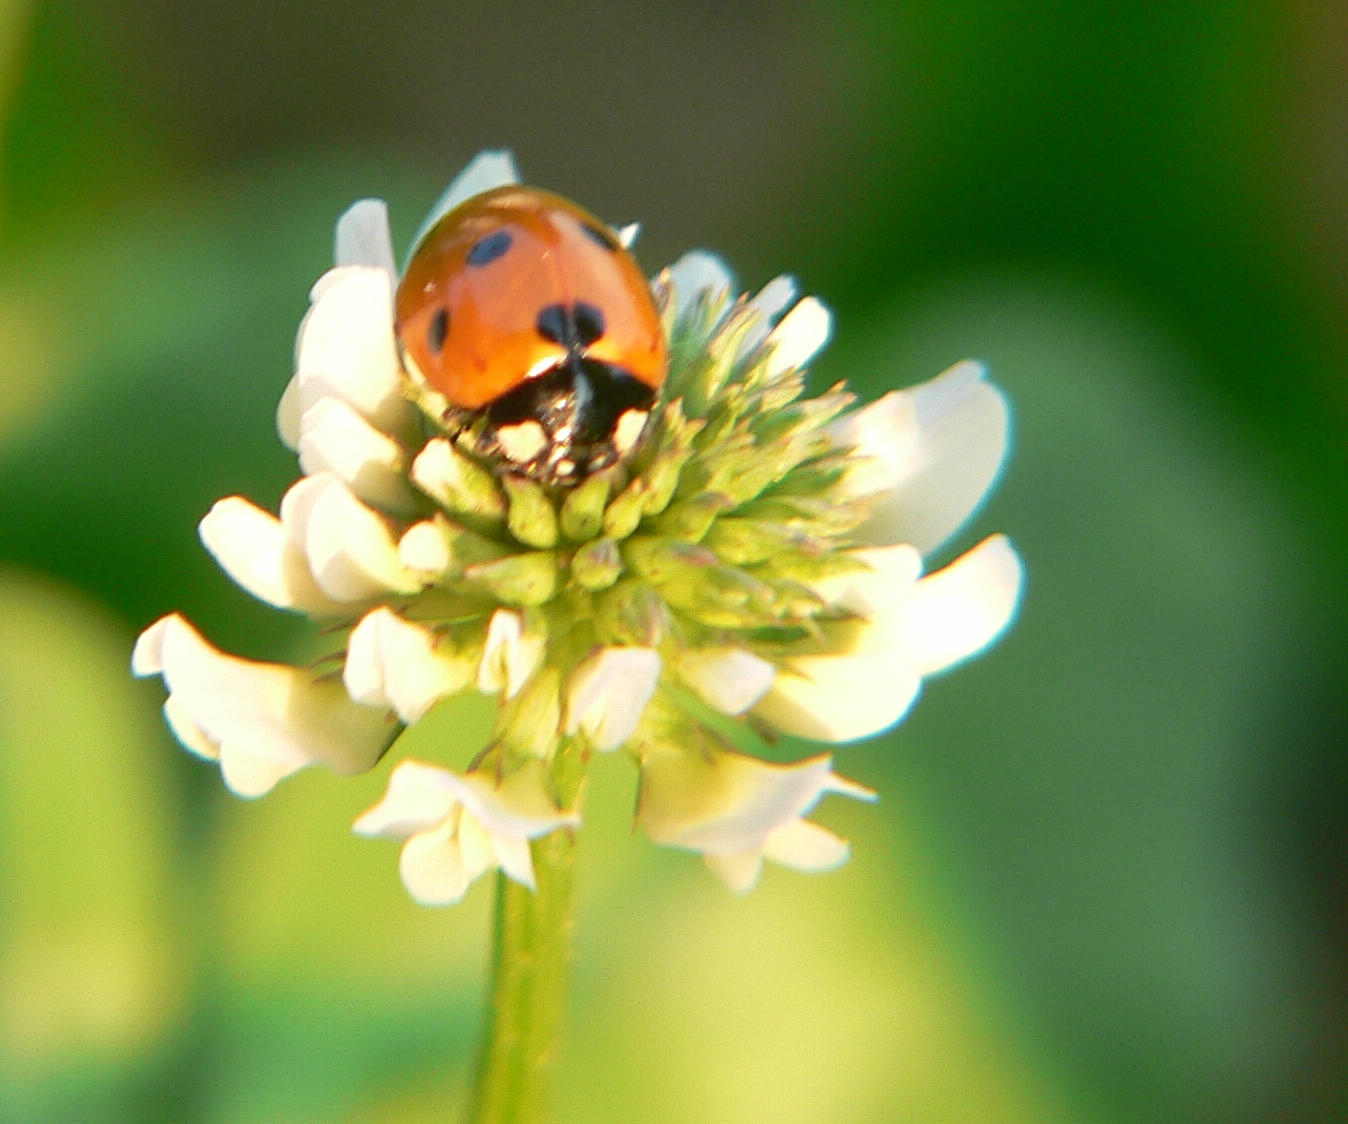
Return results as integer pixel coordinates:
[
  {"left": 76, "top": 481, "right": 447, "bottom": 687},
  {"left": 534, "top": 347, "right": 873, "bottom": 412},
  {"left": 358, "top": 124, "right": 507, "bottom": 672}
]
[{"left": 394, "top": 185, "right": 667, "bottom": 485}]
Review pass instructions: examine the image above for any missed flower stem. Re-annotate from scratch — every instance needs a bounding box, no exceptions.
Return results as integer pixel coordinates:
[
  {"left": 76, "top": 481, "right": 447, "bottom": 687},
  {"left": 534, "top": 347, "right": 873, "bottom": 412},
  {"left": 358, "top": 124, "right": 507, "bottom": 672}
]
[{"left": 468, "top": 744, "right": 583, "bottom": 1123}]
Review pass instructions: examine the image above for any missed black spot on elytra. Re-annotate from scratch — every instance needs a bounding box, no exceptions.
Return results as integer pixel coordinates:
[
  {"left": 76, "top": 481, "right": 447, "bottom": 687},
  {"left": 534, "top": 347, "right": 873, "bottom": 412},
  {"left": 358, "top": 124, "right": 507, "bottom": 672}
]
[
  {"left": 466, "top": 229, "right": 512, "bottom": 266},
  {"left": 427, "top": 307, "right": 449, "bottom": 353},
  {"left": 536, "top": 302, "right": 606, "bottom": 349},
  {"left": 580, "top": 221, "right": 620, "bottom": 251}
]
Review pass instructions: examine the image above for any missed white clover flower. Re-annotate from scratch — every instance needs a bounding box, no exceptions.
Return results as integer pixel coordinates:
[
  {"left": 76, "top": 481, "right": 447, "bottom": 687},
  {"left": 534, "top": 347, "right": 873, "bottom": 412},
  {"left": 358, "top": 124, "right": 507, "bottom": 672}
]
[
  {"left": 354, "top": 760, "right": 579, "bottom": 905},
  {"left": 133, "top": 148, "right": 1023, "bottom": 905}
]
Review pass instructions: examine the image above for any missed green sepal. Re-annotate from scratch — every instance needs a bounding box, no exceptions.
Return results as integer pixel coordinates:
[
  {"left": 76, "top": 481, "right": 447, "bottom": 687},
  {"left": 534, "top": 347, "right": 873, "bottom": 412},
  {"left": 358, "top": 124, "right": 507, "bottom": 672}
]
[
  {"left": 465, "top": 551, "right": 560, "bottom": 606},
  {"left": 571, "top": 538, "right": 624, "bottom": 591},
  {"left": 649, "top": 492, "right": 732, "bottom": 541},
  {"left": 592, "top": 579, "right": 669, "bottom": 647},
  {"left": 559, "top": 473, "right": 612, "bottom": 541},
  {"left": 499, "top": 667, "right": 562, "bottom": 758},
  {"left": 503, "top": 475, "right": 560, "bottom": 549}
]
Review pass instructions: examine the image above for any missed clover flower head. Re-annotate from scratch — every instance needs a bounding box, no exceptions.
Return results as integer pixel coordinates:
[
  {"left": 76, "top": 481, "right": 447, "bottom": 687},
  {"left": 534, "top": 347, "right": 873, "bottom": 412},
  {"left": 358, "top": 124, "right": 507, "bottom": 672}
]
[{"left": 133, "top": 149, "right": 1023, "bottom": 904}]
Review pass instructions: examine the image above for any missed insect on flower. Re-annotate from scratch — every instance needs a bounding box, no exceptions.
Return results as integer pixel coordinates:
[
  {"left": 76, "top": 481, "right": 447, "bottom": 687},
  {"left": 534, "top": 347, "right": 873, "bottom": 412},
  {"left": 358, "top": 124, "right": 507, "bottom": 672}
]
[
  {"left": 132, "top": 149, "right": 1025, "bottom": 904},
  {"left": 396, "top": 187, "right": 667, "bottom": 486}
]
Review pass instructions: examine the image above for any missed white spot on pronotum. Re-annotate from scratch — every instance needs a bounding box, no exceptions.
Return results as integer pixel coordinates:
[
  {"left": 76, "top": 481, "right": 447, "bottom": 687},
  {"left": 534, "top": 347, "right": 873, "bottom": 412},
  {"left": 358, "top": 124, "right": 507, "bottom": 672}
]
[
  {"left": 496, "top": 421, "right": 548, "bottom": 464},
  {"left": 612, "top": 409, "right": 649, "bottom": 455}
]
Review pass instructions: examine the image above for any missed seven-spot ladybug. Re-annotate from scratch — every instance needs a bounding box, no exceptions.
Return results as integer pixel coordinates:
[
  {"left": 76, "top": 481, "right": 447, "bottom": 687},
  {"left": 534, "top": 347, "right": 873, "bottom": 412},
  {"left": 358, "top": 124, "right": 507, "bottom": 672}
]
[{"left": 395, "top": 186, "right": 667, "bottom": 486}]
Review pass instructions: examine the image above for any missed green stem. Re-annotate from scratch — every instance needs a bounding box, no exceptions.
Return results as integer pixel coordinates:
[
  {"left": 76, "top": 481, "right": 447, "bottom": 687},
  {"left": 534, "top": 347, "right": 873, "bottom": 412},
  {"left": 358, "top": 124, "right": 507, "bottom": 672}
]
[{"left": 468, "top": 745, "right": 583, "bottom": 1123}]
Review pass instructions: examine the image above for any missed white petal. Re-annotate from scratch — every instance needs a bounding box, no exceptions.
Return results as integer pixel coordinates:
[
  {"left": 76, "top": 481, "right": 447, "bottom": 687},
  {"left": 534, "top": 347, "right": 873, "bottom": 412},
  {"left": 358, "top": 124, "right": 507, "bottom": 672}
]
[
  {"left": 407, "top": 150, "right": 521, "bottom": 259},
  {"left": 703, "top": 851, "right": 765, "bottom": 895},
  {"left": 297, "top": 398, "right": 416, "bottom": 514},
  {"left": 198, "top": 495, "right": 341, "bottom": 614},
  {"left": 752, "top": 627, "right": 923, "bottom": 743},
  {"left": 300, "top": 475, "right": 419, "bottom": 602},
  {"left": 676, "top": 647, "right": 776, "bottom": 715},
  {"left": 832, "top": 360, "right": 1010, "bottom": 555},
  {"left": 455, "top": 813, "right": 496, "bottom": 883},
  {"left": 133, "top": 615, "right": 392, "bottom": 796},
  {"left": 490, "top": 833, "right": 538, "bottom": 890},
  {"left": 761, "top": 296, "right": 831, "bottom": 379},
  {"left": 276, "top": 373, "right": 303, "bottom": 448},
  {"left": 218, "top": 740, "right": 299, "bottom": 800},
  {"left": 334, "top": 198, "right": 396, "bottom": 277},
  {"left": 478, "top": 610, "right": 543, "bottom": 699},
  {"left": 161, "top": 696, "right": 218, "bottom": 761},
  {"left": 399, "top": 520, "right": 452, "bottom": 577},
  {"left": 399, "top": 820, "right": 472, "bottom": 906},
  {"left": 761, "top": 818, "right": 850, "bottom": 872},
  {"left": 565, "top": 647, "right": 661, "bottom": 752},
  {"left": 454, "top": 763, "right": 581, "bottom": 840},
  {"left": 806, "top": 544, "right": 922, "bottom": 616},
  {"left": 737, "top": 274, "right": 798, "bottom": 356},
  {"left": 353, "top": 759, "right": 463, "bottom": 838},
  {"left": 903, "top": 534, "right": 1024, "bottom": 676},
  {"left": 285, "top": 266, "right": 411, "bottom": 449},
  {"left": 638, "top": 751, "right": 870, "bottom": 855},
  {"left": 666, "top": 251, "right": 735, "bottom": 321},
  {"left": 344, "top": 608, "right": 473, "bottom": 724},
  {"left": 615, "top": 221, "right": 640, "bottom": 249}
]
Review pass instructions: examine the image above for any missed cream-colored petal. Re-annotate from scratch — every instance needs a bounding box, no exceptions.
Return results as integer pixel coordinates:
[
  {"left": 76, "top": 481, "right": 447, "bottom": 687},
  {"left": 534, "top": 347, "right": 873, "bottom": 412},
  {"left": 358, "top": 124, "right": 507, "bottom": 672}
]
[
  {"left": 455, "top": 813, "right": 496, "bottom": 884},
  {"left": 761, "top": 296, "right": 831, "bottom": 379},
  {"left": 703, "top": 851, "right": 765, "bottom": 895},
  {"left": 344, "top": 608, "right": 473, "bottom": 724},
  {"left": 398, "top": 520, "right": 453, "bottom": 577},
  {"left": 615, "top": 221, "right": 639, "bottom": 249},
  {"left": 407, "top": 150, "right": 521, "bottom": 259},
  {"left": 276, "top": 373, "right": 304, "bottom": 449},
  {"left": 334, "top": 198, "right": 396, "bottom": 277},
  {"left": 161, "top": 696, "right": 218, "bottom": 761},
  {"left": 676, "top": 647, "right": 776, "bottom": 715},
  {"left": 198, "top": 495, "right": 341, "bottom": 614},
  {"left": 666, "top": 251, "right": 734, "bottom": 321},
  {"left": 806, "top": 544, "right": 922, "bottom": 617},
  {"left": 753, "top": 631, "right": 923, "bottom": 744},
  {"left": 454, "top": 762, "right": 581, "bottom": 839},
  {"left": 133, "top": 614, "right": 392, "bottom": 796},
  {"left": 490, "top": 833, "right": 538, "bottom": 890},
  {"left": 288, "top": 266, "right": 411, "bottom": 448},
  {"left": 738, "top": 274, "right": 798, "bottom": 355},
  {"left": 832, "top": 360, "right": 1010, "bottom": 555},
  {"left": 478, "top": 610, "right": 543, "bottom": 699},
  {"left": 352, "top": 759, "right": 463, "bottom": 839},
  {"left": 398, "top": 820, "right": 471, "bottom": 906},
  {"left": 296, "top": 398, "right": 416, "bottom": 515},
  {"left": 218, "top": 737, "right": 302, "bottom": 799},
  {"left": 300, "top": 474, "right": 419, "bottom": 602},
  {"left": 903, "top": 534, "right": 1024, "bottom": 676},
  {"left": 761, "top": 818, "right": 850, "bottom": 872},
  {"left": 565, "top": 647, "right": 661, "bottom": 752},
  {"left": 638, "top": 751, "right": 870, "bottom": 855}
]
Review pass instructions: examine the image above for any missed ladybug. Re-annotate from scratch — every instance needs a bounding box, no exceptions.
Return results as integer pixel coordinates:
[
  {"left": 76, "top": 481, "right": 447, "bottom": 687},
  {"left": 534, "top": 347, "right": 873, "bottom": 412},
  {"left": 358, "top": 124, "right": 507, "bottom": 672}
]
[{"left": 396, "top": 185, "right": 667, "bottom": 485}]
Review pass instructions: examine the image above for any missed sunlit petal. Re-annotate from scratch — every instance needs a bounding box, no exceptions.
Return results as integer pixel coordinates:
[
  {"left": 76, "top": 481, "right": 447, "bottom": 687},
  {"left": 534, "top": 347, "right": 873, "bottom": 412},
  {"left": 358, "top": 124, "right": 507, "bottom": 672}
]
[
  {"left": 676, "top": 647, "right": 776, "bottom": 715},
  {"left": 344, "top": 608, "right": 474, "bottom": 724},
  {"left": 198, "top": 494, "right": 340, "bottom": 614},
  {"left": 565, "top": 647, "right": 661, "bottom": 751},
  {"left": 334, "top": 198, "right": 396, "bottom": 278},
  {"left": 478, "top": 610, "right": 544, "bottom": 699},
  {"left": 831, "top": 360, "right": 1010, "bottom": 555}
]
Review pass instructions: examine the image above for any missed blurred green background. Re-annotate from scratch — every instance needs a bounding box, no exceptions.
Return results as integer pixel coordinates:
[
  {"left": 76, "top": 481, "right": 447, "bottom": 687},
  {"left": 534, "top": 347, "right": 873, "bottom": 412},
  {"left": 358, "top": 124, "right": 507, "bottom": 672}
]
[{"left": 1, "top": 3, "right": 1345, "bottom": 1121}]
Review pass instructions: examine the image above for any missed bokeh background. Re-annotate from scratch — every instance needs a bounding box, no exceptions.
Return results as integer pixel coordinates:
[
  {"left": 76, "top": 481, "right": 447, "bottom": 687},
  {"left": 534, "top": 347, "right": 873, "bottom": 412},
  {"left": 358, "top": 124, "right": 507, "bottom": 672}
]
[{"left": 1, "top": 3, "right": 1345, "bottom": 1121}]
